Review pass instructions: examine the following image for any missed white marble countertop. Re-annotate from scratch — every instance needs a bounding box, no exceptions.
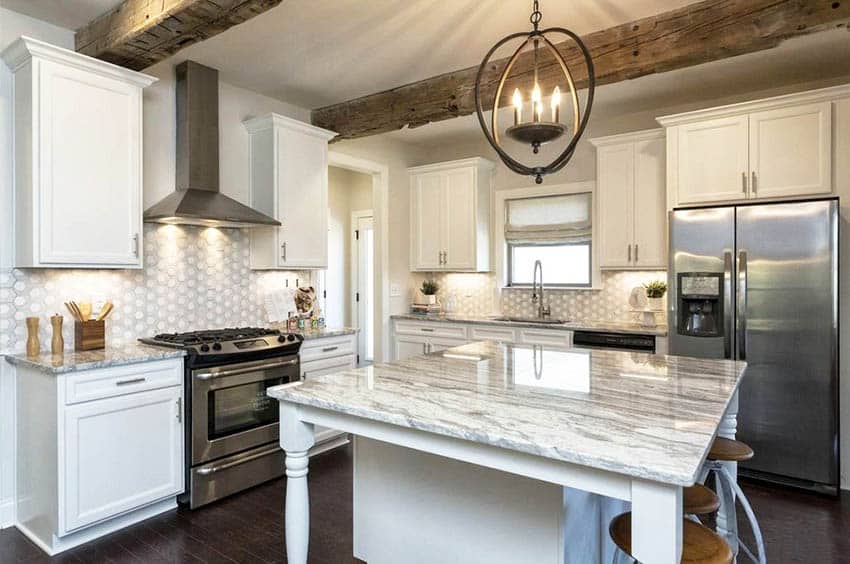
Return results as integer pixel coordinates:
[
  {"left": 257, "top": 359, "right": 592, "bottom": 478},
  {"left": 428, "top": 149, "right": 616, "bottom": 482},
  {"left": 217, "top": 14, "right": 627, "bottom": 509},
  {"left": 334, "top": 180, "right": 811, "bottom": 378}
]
[
  {"left": 269, "top": 341, "right": 745, "bottom": 486},
  {"left": 391, "top": 313, "right": 668, "bottom": 336},
  {"left": 5, "top": 343, "right": 186, "bottom": 374}
]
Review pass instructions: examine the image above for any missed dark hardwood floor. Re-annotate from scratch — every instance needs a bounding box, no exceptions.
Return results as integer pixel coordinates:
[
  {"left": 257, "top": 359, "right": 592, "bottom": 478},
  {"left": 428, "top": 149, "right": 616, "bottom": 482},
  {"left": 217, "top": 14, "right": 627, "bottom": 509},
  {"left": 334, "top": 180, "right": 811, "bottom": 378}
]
[{"left": 1, "top": 445, "right": 848, "bottom": 563}]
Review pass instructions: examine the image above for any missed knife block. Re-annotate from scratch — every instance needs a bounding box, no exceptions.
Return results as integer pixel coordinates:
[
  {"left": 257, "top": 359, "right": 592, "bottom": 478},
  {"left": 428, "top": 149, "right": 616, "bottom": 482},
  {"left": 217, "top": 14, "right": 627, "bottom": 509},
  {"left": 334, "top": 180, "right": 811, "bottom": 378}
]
[{"left": 75, "top": 320, "right": 105, "bottom": 351}]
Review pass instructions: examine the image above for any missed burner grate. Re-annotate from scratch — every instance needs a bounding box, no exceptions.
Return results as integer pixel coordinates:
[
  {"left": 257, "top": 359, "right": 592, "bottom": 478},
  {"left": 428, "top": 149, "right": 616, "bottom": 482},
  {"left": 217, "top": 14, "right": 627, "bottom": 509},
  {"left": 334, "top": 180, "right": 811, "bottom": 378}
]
[{"left": 152, "top": 327, "right": 281, "bottom": 345}]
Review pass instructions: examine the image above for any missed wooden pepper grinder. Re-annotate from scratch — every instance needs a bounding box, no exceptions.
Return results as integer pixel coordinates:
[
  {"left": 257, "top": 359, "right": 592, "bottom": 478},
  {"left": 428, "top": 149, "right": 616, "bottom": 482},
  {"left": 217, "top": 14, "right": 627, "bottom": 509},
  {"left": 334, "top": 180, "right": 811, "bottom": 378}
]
[
  {"left": 25, "top": 317, "right": 40, "bottom": 357},
  {"left": 51, "top": 314, "right": 64, "bottom": 355}
]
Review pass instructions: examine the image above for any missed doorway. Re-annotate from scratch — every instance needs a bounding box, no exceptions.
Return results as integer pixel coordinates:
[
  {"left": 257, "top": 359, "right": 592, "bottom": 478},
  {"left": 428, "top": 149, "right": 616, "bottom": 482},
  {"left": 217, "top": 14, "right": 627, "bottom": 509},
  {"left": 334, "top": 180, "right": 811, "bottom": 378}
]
[{"left": 352, "top": 212, "right": 374, "bottom": 364}]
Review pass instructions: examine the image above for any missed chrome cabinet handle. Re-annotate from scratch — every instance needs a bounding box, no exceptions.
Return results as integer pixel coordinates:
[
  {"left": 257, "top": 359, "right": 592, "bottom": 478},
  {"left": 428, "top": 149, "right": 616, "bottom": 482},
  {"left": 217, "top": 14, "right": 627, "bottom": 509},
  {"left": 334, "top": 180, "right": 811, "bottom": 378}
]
[
  {"left": 443, "top": 251, "right": 447, "bottom": 265},
  {"left": 627, "top": 244, "right": 632, "bottom": 262},
  {"left": 751, "top": 171, "right": 757, "bottom": 194},
  {"left": 116, "top": 377, "right": 146, "bottom": 386},
  {"left": 281, "top": 242, "right": 287, "bottom": 261},
  {"left": 634, "top": 244, "right": 639, "bottom": 263},
  {"left": 742, "top": 172, "right": 747, "bottom": 192},
  {"left": 420, "top": 328, "right": 435, "bottom": 332},
  {"left": 322, "top": 346, "right": 338, "bottom": 352},
  {"left": 737, "top": 250, "right": 748, "bottom": 361},
  {"left": 132, "top": 234, "right": 139, "bottom": 257},
  {"left": 176, "top": 397, "right": 182, "bottom": 423}
]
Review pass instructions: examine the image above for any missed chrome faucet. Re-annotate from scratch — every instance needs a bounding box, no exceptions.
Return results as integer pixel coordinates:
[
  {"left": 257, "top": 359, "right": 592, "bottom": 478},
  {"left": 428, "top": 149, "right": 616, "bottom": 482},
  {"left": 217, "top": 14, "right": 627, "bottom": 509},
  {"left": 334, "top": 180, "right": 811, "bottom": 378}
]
[{"left": 531, "top": 260, "right": 551, "bottom": 319}]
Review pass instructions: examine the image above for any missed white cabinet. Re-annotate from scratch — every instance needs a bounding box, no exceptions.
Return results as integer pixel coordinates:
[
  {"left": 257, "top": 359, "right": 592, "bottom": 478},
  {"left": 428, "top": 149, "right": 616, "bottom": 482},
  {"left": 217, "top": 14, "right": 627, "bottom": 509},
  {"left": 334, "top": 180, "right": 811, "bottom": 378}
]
[
  {"left": 2, "top": 37, "right": 155, "bottom": 268},
  {"left": 15, "top": 358, "right": 184, "bottom": 554},
  {"left": 592, "top": 130, "right": 666, "bottom": 269},
  {"left": 659, "top": 87, "right": 843, "bottom": 207},
  {"left": 394, "top": 336, "right": 430, "bottom": 360},
  {"left": 62, "top": 386, "right": 183, "bottom": 533},
  {"left": 244, "top": 113, "right": 337, "bottom": 269},
  {"left": 392, "top": 320, "right": 470, "bottom": 360},
  {"left": 409, "top": 158, "right": 494, "bottom": 272}
]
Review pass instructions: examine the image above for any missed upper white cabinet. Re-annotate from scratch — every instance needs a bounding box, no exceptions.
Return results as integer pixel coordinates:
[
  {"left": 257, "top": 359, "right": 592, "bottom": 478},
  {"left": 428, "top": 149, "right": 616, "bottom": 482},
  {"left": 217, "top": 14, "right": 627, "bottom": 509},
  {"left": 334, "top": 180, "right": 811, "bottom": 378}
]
[
  {"left": 659, "top": 86, "right": 846, "bottom": 207},
  {"left": 244, "top": 113, "right": 337, "bottom": 269},
  {"left": 409, "top": 158, "right": 494, "bottom": 272},
  {"left": 2, "top": 37, "right": 156, "bottom": 268},
  {"left": 591, "top": 130, "right": 666, "bottom": 270}
]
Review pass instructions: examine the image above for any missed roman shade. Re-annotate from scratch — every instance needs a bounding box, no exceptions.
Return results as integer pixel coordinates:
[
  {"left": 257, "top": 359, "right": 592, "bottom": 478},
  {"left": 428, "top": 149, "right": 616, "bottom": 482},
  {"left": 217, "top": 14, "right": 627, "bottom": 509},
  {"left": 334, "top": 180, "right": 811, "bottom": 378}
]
[{"left": 504, "top": 193, "right": 592, "bottom": 243}]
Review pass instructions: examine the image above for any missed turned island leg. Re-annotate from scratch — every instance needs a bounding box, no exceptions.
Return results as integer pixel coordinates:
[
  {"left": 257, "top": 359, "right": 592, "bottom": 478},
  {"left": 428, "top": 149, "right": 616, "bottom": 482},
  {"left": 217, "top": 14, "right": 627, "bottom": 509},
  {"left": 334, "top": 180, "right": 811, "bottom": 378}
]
[
  {"left": 715, "top": 390, "right": 739, "bottom": 554},
  {"left": 280, "top": 402, "right": 315, "bottom": 564}
]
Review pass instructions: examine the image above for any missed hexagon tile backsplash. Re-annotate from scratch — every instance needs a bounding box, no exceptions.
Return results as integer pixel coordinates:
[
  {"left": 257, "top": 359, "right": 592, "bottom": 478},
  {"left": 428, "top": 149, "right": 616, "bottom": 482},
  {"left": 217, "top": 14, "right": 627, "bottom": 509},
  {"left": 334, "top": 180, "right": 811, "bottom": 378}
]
[{"left": 0, "top": 224, "right": 311, "bottom": 353}]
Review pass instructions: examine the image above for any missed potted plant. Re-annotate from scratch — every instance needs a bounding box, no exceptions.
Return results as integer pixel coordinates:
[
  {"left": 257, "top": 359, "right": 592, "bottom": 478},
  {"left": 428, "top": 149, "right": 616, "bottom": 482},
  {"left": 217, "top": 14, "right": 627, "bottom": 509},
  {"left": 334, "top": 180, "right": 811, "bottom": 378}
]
[
  {"left": 643, "top": 280, "right": 667, "bottom": 311},
  {"left": 420, "top": 279, "right": 439, "bottom": 305}
]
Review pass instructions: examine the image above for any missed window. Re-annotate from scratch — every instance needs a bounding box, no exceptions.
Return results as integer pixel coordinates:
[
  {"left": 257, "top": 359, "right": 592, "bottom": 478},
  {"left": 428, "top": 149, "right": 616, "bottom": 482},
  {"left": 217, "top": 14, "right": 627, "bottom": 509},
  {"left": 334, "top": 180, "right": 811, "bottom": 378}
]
[{"left": 505, "top": 192, "right": 592, "bottom": 287}]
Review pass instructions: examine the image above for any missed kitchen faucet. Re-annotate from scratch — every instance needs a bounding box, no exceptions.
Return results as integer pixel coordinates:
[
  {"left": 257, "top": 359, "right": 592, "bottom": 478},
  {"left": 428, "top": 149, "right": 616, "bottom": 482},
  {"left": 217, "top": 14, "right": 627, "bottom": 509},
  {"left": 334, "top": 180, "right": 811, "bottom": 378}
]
[{"left": 531, "top": 260, "right": 551, "bottom": 320}]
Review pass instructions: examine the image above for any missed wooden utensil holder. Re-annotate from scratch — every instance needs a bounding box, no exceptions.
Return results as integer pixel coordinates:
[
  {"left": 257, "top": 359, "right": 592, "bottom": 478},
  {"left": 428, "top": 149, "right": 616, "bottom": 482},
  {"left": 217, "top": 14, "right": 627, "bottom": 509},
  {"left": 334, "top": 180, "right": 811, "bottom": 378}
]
[{"left": 75, "top": 320, "right": 105, "bottom": 351}]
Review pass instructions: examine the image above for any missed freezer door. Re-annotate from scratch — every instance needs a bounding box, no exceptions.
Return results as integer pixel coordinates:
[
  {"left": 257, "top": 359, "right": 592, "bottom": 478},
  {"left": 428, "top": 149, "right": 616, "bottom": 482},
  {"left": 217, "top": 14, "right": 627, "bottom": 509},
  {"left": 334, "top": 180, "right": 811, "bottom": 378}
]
[
  {"left": 668, "top": 207, "right": 735, "bottom": 359},
  {"left": 736, "top": 200, "right": 838, "bottom": 487}
]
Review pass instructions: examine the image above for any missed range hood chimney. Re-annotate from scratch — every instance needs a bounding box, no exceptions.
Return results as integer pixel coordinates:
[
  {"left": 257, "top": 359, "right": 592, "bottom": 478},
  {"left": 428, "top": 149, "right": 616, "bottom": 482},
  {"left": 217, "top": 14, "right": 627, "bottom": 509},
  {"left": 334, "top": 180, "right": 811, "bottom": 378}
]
[{"left": 144, "top": 61, "right": 281, "bottom": 228}]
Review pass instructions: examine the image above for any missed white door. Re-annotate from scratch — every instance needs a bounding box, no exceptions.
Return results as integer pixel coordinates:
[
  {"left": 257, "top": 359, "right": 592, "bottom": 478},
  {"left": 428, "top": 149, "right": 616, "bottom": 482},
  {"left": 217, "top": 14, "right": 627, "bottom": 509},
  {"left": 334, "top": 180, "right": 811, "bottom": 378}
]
[
  {"left": 394, "top": 336, "right": 428, "bottom": 361},
  {"left": 278, "top": 130, "right": 328, "bottom": 268},
  {"left": 38, "top": 60, "right": 142, "bottom": 266},
  {"left": 411, "top": 173, "right": 444, "bottom": 270},
  {"left": 353, "top": 214, "right": 374, "bottom": 364},
  {"left": 443, "top": 167, "right": 477, "bottom": 270},
  {"left": 632, "top": 137, "right": 667, "bottom": 268},
  {"left": 749, "top": 102, "right": 832, "bottom": 199},
  {"left": 62, "top": 386, "right": 183, "bottom": 533},
  {"left": 597, "top": 143, "right": 635, "bottom": 268},
  {"left": 677, "top": 116, "right": 749, "bottom": 204}
]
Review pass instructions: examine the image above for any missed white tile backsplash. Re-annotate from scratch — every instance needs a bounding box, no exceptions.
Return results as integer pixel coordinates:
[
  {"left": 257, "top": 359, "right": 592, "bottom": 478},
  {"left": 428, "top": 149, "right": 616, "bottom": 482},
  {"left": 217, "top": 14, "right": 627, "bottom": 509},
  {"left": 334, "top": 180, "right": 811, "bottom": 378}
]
[{"left": 0, "top": 224, "right": 311, "bottom": 353}]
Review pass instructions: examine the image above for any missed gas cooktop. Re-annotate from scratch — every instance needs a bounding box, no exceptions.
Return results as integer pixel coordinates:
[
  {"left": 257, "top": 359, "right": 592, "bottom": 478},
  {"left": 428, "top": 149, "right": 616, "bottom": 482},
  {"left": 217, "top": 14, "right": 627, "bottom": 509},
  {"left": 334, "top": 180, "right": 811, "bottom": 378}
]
[{"left": 139, "top": 326, "right": 302, "bottom": 357}]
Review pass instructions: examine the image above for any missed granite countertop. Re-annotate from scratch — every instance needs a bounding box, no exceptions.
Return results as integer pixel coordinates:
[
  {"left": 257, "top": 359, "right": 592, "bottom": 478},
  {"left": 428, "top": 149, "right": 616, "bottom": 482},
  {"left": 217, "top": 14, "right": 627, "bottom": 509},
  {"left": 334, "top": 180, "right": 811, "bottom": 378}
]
[
  {"left": 5, "top": 343, "right": 186, "bottom": 374},
  {"left": 391, "top": 313, "right": 668, "bottom": 337},
  {"left": 269, "top": 341, "right": 745, "bottom": 486}
]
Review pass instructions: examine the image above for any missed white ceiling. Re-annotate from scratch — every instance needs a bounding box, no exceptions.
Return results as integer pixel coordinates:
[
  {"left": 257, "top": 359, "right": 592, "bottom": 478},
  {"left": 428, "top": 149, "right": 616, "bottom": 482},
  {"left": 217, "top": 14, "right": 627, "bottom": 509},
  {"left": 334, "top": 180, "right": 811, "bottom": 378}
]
[{"left": 0, "top": 0, "right": 123, "bottom": 30}]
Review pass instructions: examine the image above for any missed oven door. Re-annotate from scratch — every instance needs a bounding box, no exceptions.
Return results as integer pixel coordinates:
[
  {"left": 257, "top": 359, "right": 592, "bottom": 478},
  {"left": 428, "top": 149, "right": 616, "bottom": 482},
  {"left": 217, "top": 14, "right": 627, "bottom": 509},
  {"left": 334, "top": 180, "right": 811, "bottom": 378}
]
[{"left": 191, "top": 356, "right": 299, "bottom": 465}]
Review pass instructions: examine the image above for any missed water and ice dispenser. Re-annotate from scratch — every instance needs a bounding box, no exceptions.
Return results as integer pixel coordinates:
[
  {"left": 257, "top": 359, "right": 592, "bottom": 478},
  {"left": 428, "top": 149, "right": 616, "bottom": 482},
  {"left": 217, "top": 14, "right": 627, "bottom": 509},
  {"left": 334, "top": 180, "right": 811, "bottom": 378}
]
[{"left": 676, "top": 273, "right": 724, "bottom": 337}]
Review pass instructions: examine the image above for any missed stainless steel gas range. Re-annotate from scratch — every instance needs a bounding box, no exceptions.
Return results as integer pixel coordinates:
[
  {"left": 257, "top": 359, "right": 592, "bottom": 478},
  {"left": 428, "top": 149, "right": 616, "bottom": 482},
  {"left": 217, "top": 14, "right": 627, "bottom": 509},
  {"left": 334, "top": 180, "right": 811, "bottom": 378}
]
[{"left": 140, "top": 327, "right": 302, "bottom": 508}]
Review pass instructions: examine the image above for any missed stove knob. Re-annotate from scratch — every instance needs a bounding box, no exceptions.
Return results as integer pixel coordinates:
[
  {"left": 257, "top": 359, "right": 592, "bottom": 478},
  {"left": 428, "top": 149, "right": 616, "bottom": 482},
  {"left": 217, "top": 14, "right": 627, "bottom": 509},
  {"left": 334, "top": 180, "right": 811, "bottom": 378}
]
[
  {"left": 287, "top": 334, "right": 296, "bottom": 342},
  {"left": 200, "top": 344, "right": 210, "bottom": 352},
  {"left": 277, "top": 335, "right": 287, "bottom": 343},
  {"left": 212, "top": 342, "right": 222, "bottom": 351}
]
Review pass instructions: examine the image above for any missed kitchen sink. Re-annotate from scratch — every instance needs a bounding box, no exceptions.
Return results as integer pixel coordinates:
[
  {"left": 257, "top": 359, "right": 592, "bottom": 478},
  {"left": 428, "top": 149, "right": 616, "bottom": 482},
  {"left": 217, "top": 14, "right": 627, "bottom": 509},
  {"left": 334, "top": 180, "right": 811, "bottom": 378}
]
[{"left": 489, "top": 316, "right": 570, "bottom": 325}]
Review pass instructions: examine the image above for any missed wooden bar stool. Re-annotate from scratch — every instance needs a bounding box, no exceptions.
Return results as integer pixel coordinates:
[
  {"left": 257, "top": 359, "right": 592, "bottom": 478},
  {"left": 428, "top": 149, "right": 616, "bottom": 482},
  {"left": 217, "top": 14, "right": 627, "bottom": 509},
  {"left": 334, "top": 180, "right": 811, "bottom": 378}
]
[
  {"left": 608, "top": 512, "right": 732, "bottom": 564},
  {"left": 704, "top": 437, "right": 766, "bottom": 564},
  {"left": 684, "top": 484, "right": 720, "bottom": 516}
]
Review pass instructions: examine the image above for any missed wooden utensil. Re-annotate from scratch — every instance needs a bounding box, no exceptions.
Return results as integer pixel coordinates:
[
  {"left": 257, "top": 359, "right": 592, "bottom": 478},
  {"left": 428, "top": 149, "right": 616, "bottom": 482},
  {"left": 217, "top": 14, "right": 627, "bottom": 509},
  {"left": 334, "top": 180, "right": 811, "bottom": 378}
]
[
  {"left": 77, "top": 302, "right": 92, "bottom": 321},
  {"left": 65, "top": 302, "right": 83, "bottom": 322},
  {"left": 96, "top": 302, "right": 114, "bottom": 321}
]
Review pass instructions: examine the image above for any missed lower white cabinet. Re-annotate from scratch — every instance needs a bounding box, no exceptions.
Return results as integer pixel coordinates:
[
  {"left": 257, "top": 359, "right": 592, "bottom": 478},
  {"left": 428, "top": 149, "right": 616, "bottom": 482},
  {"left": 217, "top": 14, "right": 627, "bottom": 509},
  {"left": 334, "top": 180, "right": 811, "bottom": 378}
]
[
  {"left": 63, "top": 386, "right": 183, "bottom": 533},
  {"left": 14, "top": 358, "right": 185, "bottom": 555}
]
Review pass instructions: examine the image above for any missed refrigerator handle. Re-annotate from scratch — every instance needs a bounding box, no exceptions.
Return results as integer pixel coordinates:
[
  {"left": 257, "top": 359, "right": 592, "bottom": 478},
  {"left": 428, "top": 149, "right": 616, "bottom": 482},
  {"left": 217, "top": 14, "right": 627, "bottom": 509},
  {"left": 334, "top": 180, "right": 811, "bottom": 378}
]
[
  {"left": 737, "top": 250, "right": 748, "bottom": 361},
  {"left": 723, "top": 251, "right": 733, "bottom": 359}
]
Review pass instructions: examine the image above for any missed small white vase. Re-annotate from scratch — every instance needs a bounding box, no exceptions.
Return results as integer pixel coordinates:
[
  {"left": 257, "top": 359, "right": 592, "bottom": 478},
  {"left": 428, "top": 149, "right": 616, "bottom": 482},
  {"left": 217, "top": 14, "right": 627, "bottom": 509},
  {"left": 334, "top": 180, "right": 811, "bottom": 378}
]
[
  {"left": 647, "top": 297, "right": 664, "bottom": 311},
  {"left": 426, "top": 295, "right": 437, "bottom": 305}
]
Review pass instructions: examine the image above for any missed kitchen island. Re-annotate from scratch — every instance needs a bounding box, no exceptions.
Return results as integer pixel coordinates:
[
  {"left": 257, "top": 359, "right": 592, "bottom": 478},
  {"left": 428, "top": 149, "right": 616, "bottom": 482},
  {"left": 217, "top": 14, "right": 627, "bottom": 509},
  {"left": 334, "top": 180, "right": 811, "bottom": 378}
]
[{"left": 268, "top": 341, "right": 745, "bottom": 564}]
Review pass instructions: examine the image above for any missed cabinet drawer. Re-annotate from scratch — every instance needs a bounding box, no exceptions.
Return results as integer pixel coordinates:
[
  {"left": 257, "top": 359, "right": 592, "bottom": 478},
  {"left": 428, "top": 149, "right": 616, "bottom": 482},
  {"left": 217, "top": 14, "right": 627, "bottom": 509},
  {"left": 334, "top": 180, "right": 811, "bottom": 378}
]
[
  {"left": 301, "top": 354, "right": 357, "bottom": 379},
  {"left": 469, "top": 326, "right": 517, "bottom": 343},
  {"left": 64, "top": 359, "right": 183, "bottom": 405},
  {"left": 394, "top": 321, "right": 468, "bottom": 340},
  {"left": 517, "top": 329, "right": 572, "bottom": 349},
  {"left": 300, "top": 335, "right": 357, "bottom": 363}
]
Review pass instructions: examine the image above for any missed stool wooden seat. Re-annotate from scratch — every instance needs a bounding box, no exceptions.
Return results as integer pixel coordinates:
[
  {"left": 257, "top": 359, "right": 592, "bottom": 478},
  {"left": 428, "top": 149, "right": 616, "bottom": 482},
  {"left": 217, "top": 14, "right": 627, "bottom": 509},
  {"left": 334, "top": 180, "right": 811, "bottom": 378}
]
[
  {"left": 609, "top": 512, "right": 733, "bottom": 564},
  {"left": 708, "top": 437, "right": 754, "bottom": 462},
  {"left": 684, "top": 484, "right": 720, "bottom": 515}
]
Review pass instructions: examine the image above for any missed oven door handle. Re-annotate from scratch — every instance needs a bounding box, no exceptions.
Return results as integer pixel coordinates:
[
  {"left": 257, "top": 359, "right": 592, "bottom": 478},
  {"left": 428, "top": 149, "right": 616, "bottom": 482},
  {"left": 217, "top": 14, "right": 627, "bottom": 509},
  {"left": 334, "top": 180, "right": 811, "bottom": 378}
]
[
  {"left": 194, "top": 358, "right": 298, "bottom": 380},
  {"left": 195, "top": 445, "right": 281, "bottom": 475}
]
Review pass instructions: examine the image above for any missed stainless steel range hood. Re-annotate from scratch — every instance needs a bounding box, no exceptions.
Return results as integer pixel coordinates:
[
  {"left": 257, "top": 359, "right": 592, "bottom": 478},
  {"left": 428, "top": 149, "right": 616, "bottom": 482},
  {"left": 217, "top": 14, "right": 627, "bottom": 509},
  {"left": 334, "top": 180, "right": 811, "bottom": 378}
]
[{"left": 144, "top": 61, "right": 280, "bottom": 228}]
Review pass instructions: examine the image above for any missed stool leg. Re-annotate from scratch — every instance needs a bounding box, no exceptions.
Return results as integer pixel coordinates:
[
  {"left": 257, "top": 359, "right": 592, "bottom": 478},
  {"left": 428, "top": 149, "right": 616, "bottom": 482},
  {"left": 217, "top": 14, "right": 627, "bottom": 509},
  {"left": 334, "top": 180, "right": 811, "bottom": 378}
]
[
  {"left": 712, "top": 464, "right": 740, "bottom": 556},
  {"left": 718, "top": 466, "right": 767, "bottom": 564}
]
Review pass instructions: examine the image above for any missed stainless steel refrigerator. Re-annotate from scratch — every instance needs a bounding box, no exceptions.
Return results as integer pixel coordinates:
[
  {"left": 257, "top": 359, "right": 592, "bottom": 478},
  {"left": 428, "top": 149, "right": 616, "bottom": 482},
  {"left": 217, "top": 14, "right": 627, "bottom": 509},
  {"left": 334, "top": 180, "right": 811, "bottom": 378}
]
[{"left": 669, "top": 199, "right": 839, "bottom": 494}]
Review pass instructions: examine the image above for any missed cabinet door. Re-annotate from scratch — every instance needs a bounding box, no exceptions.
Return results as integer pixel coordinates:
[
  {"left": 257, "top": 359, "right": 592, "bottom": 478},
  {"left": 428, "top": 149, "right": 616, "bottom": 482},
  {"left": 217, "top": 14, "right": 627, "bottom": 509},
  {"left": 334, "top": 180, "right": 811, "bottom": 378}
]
[
  {"left": 596, "top": 143, "right": 635, "bottom": 268},
  {"left": 749, "top": 102, "right": 832, "bottom": 199},
  {"left": 443, "top": 167, "right": 477, "bottom": 270},
  {"left": 394, "top": 336, "right": 428, "bottom": 361},
  {"left": 62, "top": 386, "right": 183, "bottom": 533},
  {"left": 411, "top": 173, "right": 445, "bottom": 270},
  {"left": 277, "top": 130, "right": 328, "bottom": 268},
  {"left": 632, "top": 137, "right": 667, "bottom": 268},
  {"left": 677, "top": 116, "right": 749, "bottom": 204},
  {"left": 38, "top": 60, "right": 142, "bottom": 266}
]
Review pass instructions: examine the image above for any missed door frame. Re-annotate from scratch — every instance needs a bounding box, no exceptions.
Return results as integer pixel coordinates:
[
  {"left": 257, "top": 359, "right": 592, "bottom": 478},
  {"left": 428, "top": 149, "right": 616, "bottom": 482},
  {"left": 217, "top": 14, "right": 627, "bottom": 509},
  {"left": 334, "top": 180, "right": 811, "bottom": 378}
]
[
  {"left": 350, "top": 210, "right": 374, "bottom": 363},
  {"left": 328, "top": 151, "right": 390, "bottom": 362}
]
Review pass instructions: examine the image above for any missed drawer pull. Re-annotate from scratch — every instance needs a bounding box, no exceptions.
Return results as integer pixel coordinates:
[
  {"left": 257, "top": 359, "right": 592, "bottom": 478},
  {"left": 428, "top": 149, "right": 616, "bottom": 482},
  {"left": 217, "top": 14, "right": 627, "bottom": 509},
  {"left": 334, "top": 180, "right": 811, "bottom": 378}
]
[
  {"left": 322, "top": 346, "right": 339, "bottom": 353},
  {"left": 420, "top": 328, "right": 435, "bottom": 332},
  {"left": 115, "top": 377, "right": 146, "bottom": 386}
]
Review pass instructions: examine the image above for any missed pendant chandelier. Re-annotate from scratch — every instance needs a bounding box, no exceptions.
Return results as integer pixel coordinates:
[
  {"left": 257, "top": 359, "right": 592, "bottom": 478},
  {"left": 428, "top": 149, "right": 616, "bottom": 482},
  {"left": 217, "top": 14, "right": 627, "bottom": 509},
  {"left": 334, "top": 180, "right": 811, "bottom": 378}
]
[{"left": 474, "top": 0, "right": 595, "bottom": 184}]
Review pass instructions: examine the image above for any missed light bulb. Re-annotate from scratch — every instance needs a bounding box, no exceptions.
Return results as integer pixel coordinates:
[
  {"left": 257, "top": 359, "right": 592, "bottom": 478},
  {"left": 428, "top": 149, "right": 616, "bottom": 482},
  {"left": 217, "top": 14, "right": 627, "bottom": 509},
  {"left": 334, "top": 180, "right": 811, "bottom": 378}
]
[
  {"left": 512, "top": 88, "right": 522, "bottom": 125},
  {"left": 551, "top": 86, "right": 561, "bottom": 123},
  {"left": 531, "top": 84, "right": 541, "bottom": 122}
]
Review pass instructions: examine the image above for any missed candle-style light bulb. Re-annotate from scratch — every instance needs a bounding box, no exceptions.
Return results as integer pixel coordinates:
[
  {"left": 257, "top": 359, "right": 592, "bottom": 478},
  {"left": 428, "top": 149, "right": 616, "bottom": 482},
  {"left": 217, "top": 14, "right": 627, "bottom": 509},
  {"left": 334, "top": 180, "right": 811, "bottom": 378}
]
[
  {"left": 512, "top": 88, "right": 522, "bottom": 125},
  {"left": 531, "top": 83, "right": 542, "bottom": 122},
  {"left": 551, "top": 86, "right": 561, "bottom": 123}
]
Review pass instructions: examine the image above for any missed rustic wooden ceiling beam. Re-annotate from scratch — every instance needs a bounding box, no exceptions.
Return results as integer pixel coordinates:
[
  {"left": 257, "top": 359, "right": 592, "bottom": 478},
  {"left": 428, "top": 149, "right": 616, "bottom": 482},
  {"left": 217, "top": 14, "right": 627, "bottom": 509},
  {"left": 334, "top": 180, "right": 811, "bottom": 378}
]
[
  {"left": 313, "top": 0, "right": 850, "bottom": 141},
  {"left": 75, "top": 0, "right": 283, "bottom": 71}
]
